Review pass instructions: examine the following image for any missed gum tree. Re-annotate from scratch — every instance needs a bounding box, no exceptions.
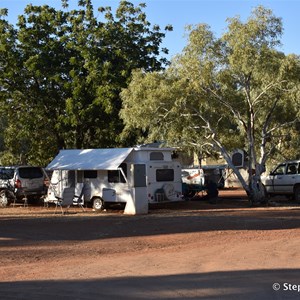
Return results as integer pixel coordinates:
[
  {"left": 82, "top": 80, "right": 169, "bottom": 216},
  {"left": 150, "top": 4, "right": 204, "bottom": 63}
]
[{"left": 120, "top": 6, "right": 300, "bottom": 203}]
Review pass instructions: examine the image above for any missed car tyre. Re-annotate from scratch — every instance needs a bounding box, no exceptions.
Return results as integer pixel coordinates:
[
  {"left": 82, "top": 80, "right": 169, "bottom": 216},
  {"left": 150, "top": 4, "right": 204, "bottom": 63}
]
[
  {"left": 294, "top": 185, "right": 300, "bottom": 203},
  {"left": 93, "top": 197, "right": 104, "bottom": 212},
  {"left": 294, "top": 186, "right": 300, "bottom": 203},
  {"left": 0, "top": 190, "right": 9, "bottom": 207}
]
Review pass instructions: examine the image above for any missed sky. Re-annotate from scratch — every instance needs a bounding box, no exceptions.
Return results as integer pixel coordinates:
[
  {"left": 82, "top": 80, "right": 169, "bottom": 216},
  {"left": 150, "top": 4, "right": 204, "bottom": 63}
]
[{"left": 1, "top": 0, "right": 299, "bottom": 59}]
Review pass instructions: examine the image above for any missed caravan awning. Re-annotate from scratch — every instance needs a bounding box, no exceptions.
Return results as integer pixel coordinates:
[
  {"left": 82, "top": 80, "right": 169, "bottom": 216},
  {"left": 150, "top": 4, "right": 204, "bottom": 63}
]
[{"left": 46, "top": 148, "right": 133, "bottom": 170}]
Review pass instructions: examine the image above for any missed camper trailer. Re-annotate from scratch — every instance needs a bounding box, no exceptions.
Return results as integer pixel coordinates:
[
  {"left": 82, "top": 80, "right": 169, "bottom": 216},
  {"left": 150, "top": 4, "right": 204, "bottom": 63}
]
[
  {"left": 181, "top": 168, "right": 205, "bottom": 197},
  {"left": 181, "top": 165, "right": 226, "bottom": 197},
  {"left": 45, "top": 147, "right": 182, "bottom": 214}
]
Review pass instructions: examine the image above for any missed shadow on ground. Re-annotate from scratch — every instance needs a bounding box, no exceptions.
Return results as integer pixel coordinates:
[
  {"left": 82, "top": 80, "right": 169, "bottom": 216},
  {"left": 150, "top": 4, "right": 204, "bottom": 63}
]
[
  {"left": 1, "top": 202, "right": 300, "bottom": 246},
  {"left": 1, "top": 269, "right": 299, "bottom": 300}
]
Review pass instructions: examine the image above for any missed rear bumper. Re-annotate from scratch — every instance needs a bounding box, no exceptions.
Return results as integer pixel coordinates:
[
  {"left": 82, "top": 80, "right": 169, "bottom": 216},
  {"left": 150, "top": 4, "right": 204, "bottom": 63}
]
[{"left": 15, "top": 189, "right": 46, "bottom": 199}]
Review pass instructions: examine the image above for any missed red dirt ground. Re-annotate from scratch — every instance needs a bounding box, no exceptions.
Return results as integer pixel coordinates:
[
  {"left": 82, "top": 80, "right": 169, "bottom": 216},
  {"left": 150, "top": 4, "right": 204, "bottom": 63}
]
[{"left": 1, "top": 189, "right": 300, "bottom": 299}]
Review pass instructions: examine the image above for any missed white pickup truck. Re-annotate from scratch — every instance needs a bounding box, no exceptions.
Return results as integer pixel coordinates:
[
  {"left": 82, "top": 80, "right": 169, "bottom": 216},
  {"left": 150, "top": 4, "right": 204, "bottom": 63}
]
[{"left": 262, "top": 160, "right": 300, "bottom": 202}]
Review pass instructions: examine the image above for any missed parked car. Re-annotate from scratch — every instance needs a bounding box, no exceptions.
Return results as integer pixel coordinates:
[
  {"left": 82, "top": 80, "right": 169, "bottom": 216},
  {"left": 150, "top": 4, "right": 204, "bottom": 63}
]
[
  {"left": 261, "top": 160, "right": 300, "bottom": 202},
  {"left": 0, "top": 166, "right": 47, "bottom": 206}
]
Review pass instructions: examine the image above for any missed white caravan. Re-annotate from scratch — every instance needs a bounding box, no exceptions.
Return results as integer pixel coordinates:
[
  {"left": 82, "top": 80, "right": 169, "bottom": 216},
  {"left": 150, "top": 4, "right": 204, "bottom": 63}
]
[{"left": 45, "top": 146, "right": 182, "bottom": 214}]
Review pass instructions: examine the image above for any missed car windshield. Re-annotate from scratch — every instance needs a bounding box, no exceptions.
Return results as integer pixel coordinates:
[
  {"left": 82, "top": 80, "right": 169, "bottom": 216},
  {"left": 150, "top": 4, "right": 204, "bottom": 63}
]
[
  {"left": 0, "top": 168, "right": 15, "bottom": 180},
  {"left": 18, "top": 167, "right": 44, "bottom": 179}
]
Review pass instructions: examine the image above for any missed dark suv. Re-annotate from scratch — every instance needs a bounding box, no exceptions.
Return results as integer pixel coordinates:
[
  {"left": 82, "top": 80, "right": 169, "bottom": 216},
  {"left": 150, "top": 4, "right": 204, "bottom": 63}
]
[{"left": 0, "top": 166, "right": 47, "bottom": 206}]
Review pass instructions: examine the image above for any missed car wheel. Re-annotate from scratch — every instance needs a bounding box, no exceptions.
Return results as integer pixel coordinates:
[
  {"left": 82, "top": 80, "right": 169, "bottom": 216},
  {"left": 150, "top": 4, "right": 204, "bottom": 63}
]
[
  {"left": 0, "top": 190, "right": 9, "bottom": 207},
  {"left": 93, "top": 197, "right": 104, "bottom": 212},
  {"left": 293, "top": 186, "right": 300, "bottom": 203}
]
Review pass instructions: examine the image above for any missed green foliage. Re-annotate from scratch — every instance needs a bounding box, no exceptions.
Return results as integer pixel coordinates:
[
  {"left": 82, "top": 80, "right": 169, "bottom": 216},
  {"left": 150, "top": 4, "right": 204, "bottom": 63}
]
[
  {"left": 0, "top": 0, "right": 171, "bottom": 165},
  {"left": 121, "top": 6, "right": 300, "bottom": 199}
]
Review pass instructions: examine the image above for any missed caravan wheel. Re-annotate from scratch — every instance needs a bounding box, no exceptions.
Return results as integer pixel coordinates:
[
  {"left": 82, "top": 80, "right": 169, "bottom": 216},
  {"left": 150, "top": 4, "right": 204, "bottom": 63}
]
[{"left": 93, "top": 197, "right": 104, "bottom": 212}]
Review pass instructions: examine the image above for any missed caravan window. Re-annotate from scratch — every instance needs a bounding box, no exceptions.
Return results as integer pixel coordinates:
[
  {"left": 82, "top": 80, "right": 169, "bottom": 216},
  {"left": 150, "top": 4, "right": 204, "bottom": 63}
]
[
  {"left": 84, "top": 170, "right": 97, "bottom": 178},
  {"left": 150, "top": 152, "right": 164, "bottom": 160},
  {"left": 156, "top": 169, "right": 174, "bottom": 182},
  {"left": 108, "top": 163, "right": 127, "bottom": 183},
  {"left": 78, "top": 170, "right": 97, "bottom": 181}
]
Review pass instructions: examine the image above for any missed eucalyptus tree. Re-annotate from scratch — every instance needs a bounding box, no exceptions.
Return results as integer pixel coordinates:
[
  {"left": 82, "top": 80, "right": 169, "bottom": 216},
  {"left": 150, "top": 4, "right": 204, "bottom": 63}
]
[
  {"left": 0, "top": 0, "right": 171, "bottom": 165},
  {"left": 120, "top": 6, "right": 300, "bottom": 203}
]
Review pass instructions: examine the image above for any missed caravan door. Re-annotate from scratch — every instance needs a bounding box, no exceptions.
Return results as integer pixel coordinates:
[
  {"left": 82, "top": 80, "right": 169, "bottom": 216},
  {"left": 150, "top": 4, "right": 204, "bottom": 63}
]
[
  {"left": 133, "top": 164, "right": 147, "bottom": 188},
  {"left": 75, "top": 170, "right": 96, "bottom": 201},
  {"left": 46, "top": 170, "right": 75, "bottom": 202},
  {"left": 124, "top": 164, "right": 148, "bottom": 214},
  {"left": 106, "top": 163, "right": 128, "bottom": 203}
]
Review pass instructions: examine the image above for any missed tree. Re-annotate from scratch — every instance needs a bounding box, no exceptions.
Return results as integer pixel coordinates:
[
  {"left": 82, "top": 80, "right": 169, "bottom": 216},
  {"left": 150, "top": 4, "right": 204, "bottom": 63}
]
[
  {"left": 62, "top": 0, "right": 172, "bottom": 148},
  {"left": 0, "top": 0, "right": 172, "bottom": 165},
  {"left": 120, "top": 6, "right": 300, "bottom": 203}
]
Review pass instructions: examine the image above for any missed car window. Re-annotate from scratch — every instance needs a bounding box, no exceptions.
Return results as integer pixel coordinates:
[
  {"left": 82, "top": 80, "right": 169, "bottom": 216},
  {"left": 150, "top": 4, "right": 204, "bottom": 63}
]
[
  {"left": 287, "top": 163, "right": 298, "bottom": 175},
  {"left": 272, "top": 164, "right": 286, "bottom": 175},
  {"left": 0, "top": 168, "right": 15, "bottom": 179},
  {"left": 18, "top": 167, "right": 44, "bottom": 179}
]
